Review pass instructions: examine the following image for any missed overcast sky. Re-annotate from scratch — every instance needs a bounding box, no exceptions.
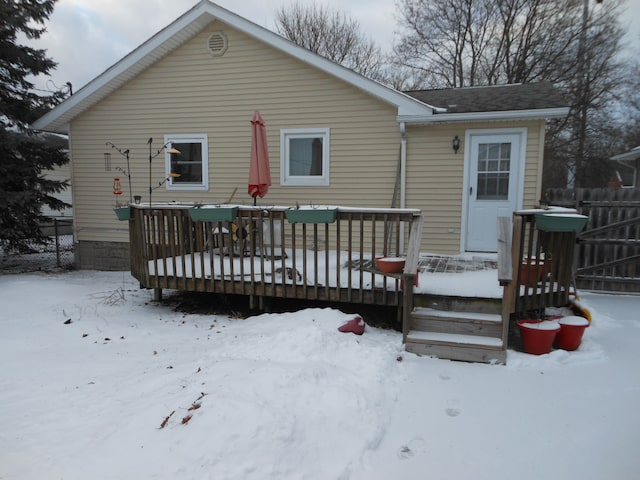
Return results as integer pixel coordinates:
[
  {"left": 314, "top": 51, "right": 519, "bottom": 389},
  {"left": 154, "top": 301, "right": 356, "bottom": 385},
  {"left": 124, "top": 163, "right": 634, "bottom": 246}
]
[{"left": 30, "top": 0, "right": 640, "bottom": 95}]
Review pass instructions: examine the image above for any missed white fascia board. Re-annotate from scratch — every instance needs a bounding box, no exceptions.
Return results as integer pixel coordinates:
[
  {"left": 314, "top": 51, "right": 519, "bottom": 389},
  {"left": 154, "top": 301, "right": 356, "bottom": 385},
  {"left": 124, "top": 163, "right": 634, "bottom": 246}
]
[
  {"left": 398, "top": 107, "right": 570, "bottom": 124},
  {"left": 34, "top": 0, "right": 435, "bottom": 133}
]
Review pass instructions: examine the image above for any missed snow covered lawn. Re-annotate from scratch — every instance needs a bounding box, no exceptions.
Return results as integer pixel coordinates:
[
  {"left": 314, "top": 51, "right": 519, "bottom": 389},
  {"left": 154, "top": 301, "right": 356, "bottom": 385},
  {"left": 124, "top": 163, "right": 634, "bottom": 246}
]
[{"left": 1, "top": 271, "right": 638, "bottom": 479}]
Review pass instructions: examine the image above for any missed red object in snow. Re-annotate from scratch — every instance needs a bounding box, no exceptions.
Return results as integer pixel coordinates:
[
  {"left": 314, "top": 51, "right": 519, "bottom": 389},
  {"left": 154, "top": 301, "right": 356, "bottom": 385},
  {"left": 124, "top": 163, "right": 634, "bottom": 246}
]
[
  {"left": 555, "top": 316, "right": 590, "bottom": 351},
  {"left": 248, "top": 111, "right": 271, "bottom": 201},
  {"left": 517, "top": 319, "right": 560, "bottom": 355},
  {"left": 338, "top": 316, "right": 366, "bottom": 335}
]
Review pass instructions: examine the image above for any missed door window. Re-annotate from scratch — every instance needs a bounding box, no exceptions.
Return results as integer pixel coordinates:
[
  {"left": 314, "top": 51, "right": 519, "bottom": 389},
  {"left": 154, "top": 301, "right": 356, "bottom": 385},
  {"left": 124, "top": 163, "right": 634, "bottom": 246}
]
[{"left": 476, "top": 142, "right": 511, "bottom": 200}]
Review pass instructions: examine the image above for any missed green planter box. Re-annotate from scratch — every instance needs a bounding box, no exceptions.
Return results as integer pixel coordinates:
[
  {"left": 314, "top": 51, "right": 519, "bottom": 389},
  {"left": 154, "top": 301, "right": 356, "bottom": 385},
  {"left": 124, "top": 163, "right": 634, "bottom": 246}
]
[
  {"left": 189, "top": 206, "right": 238, "bottom": 222},
  {"left": 286, "top": 208, "right": 337, "bottom": 224},
  {"left": 535, "top": 213, "right": 588, "bottom": 232},
  {"left": 113, "top": 206, "right": 132, "bottom": 221}
]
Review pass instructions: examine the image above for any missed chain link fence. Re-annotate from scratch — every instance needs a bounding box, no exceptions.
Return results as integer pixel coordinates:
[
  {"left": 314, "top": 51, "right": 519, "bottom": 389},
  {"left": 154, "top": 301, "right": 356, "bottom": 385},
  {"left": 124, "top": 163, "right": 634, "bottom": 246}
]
[{"left": 0, "top": 218, "right": 74, "bottom": 274}]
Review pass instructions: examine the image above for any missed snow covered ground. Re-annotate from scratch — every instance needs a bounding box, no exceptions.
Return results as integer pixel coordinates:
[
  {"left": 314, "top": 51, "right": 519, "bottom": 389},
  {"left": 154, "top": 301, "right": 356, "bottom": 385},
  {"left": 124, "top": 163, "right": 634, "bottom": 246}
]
[{"left": 1, "top": 270, "right": 638, "bottom": 479}]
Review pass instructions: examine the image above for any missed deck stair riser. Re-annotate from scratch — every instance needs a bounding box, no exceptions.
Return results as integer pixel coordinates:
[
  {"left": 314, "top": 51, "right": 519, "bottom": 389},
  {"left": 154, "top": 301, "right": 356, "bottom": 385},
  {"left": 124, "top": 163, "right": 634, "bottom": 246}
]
[
  {"left": 405, "top": 341, "right": 506, "bottom": 364},
  {"left": 405, "top": 306, "right": 506, "bottom": 364},
  {"left": 410, "top": 308, "right": 502, "bottom": 338},
  {"left": 414, "top": 294, "right": 502, "bottom": 315}
]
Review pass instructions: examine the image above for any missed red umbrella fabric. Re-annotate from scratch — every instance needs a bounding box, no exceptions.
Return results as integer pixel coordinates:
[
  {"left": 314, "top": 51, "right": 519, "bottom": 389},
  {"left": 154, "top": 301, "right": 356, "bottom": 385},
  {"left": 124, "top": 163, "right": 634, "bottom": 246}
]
[{"left": 248, "top": 111, "right": 271, "bottom": 202}]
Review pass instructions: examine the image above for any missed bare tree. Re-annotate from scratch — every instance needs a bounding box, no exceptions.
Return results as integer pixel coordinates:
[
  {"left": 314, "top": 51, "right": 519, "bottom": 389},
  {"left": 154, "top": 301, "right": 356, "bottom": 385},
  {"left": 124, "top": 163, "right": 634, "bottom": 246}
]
[
  {"left": 396, "top": 0, "right": 630, "bottom": 188},
  {"left": 275, "top": 2, "right": 385, "bottom": 79},
  {"left": 394, "top": 0, "right": 591, "bottom": 87},
  {"left": 559, "top": 0, "right": 628, "bottom": 187}
]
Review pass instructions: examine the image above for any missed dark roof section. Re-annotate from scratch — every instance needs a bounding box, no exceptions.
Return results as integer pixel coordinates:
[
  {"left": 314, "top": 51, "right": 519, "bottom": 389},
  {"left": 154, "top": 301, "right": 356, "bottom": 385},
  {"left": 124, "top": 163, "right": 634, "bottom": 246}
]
[{"left": 405, "top": 82, "right": 568, "bottom": 114}]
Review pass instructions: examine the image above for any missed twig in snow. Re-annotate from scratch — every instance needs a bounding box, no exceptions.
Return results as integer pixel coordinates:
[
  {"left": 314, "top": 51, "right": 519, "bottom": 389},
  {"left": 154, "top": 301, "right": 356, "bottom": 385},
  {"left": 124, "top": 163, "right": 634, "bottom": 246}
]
[
  {"left": 100, "top": 287, "right": 126, "bottom": 306},
  {"left": 159, "top": 410, "right": 175, "bottom": 429}
]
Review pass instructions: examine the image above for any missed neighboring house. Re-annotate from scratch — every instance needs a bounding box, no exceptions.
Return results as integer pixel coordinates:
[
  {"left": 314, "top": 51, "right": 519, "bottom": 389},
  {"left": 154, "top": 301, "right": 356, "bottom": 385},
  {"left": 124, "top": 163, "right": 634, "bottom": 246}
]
[
  {"left": 33, "top": 0, "right": 568, "bottom": 270},
  {"left": 610, "top": 146, "right": 640, "bottom": 188}
]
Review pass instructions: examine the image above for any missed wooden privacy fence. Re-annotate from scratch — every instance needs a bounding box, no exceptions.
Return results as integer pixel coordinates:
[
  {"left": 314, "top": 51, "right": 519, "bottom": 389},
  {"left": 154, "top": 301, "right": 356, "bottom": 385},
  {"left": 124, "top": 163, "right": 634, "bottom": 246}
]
[
  {"left": 127, "top": 204, "right": 423, "bottom": 317},
  {"left": 543, "top": 188, "right": 640, "bottom": 293}
]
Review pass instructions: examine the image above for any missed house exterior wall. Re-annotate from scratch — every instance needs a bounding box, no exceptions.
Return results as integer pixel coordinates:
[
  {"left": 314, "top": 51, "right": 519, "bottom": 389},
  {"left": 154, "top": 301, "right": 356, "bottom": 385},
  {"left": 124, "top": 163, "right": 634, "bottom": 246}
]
[
  {"left": 67, "top": 20, "right": 546, "bottom": 269},
  {"left": 405, "top": 120, "right": 545, "bottom": 255},
  {"left": 69, "top": 21, "right": 405, "bottom": 268}
]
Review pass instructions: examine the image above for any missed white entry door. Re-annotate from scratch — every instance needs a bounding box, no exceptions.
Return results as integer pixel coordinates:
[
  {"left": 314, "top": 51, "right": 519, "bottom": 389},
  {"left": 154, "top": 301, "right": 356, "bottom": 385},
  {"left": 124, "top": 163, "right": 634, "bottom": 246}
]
[{"left": 465, "top": 131, "right": 524, "bottom": 252}]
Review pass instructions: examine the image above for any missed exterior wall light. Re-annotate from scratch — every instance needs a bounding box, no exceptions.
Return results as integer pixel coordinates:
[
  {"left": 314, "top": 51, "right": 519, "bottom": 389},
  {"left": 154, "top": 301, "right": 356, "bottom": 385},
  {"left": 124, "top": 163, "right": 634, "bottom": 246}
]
[{"left": 452, "top": 135, "right": 461, "bottom": 154}]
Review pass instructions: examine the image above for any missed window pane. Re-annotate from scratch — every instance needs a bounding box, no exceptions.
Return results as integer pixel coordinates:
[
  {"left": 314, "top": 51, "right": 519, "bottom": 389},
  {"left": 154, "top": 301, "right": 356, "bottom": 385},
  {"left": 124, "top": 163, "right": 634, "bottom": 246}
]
[
  {"left": 281, "top": 128, "right": 330, "bottom": 186},
  {"left": 289, "top": 137, "right": 323, "bottom": 176},
  {"left": 170, "top": 143, "right": 203, "bottom": 183},
  {"left": 477, "top": 173, "right": 509, "bottom": 200},
  {"left": 500, "top": 143, "right": 511, "bottom": 159}
]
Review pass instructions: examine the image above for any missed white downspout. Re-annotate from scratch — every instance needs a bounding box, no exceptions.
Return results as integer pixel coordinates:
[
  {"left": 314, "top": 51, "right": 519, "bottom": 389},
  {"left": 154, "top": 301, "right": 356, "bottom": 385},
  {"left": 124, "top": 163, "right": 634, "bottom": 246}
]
[{"left": 400, "top": 122, "right": 407, "bottom": 249}]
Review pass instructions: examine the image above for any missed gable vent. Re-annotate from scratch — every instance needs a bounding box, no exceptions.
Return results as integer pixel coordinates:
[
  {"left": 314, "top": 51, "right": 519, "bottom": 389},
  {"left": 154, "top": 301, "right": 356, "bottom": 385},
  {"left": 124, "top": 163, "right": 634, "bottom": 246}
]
[{"left": 208, "top": 32, "right": 228, "bottom": 56}]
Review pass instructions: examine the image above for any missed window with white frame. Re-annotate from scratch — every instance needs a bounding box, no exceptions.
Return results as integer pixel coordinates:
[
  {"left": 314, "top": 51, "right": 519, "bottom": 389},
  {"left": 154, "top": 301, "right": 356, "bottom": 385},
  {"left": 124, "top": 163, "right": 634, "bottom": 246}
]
[
  {"left": 164, "top": 134, "right": 209, "bottom": 191},
  {"left": 280, "top": 128, "right": 330, "bottom": 186}
]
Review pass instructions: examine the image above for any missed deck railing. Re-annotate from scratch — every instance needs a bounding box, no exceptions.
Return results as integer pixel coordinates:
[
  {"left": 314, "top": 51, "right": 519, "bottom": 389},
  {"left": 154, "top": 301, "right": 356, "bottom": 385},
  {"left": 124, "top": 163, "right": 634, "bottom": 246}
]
[
  {"left": 127, "top": 204, "right": 423, "bottom": 315},
  {"left": 499, "top": 209, "right": 581, "bottom": 322}
]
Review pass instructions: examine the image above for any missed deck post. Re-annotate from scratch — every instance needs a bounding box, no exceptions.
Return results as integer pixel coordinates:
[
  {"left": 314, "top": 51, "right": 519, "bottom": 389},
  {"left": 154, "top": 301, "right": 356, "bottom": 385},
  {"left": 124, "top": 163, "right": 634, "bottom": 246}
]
[
  {"left": 154, "top": 288, "right": 162, "bottom": 301},
  {"left": 401, "top": 273, "right": 415, "bottom": 342},
  {"left": 499, "top": 215, "right": 522, "bottom": 348},
  {"left": 261, "top": 296, "right": 271, "bottom": 312},
  {"left": 401, "top": 213, "right": 423, "bottom": 343}
]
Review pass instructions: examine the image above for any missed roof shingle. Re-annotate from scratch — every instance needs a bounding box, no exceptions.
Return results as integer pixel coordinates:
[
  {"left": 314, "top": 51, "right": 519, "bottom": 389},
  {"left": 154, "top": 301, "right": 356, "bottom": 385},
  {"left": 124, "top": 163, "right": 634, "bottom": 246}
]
[{"left": 405, "top": 82, "right": 569, "bottom": 113}]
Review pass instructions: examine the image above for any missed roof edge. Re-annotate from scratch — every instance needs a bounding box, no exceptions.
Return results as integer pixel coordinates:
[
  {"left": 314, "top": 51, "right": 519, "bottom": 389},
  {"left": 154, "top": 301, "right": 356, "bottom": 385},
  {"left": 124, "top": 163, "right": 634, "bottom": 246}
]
[
  {"left": 398, "top": 107, "right": 570, "bottom": 124},
  {"left": 34, "top": 0, "right": 435, "bottom": 132}
]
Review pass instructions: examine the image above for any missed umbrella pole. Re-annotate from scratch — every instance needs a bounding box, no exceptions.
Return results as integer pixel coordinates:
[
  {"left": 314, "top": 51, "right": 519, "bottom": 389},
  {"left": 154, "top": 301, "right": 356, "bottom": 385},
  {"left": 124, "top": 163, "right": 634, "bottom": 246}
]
[{"left": 252, "top": 195, "right": 258, "bottom": 255}]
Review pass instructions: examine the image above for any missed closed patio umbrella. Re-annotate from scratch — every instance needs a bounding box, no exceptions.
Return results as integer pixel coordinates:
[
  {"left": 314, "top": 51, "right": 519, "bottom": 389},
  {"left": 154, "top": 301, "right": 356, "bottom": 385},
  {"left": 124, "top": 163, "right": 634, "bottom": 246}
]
[{"left": 248, "top": 111, "right": 271, "bottom": 205}]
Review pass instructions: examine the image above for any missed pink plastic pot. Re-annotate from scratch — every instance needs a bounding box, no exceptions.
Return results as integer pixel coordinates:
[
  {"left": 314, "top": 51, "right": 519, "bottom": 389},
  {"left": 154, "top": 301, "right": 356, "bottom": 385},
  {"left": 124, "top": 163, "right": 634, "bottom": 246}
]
[
  {"left": 517, "top": 320, "right": 560, "bottom": 355},
  {"left": 555, "top": 316, "right": 590, "bottom": 351}
]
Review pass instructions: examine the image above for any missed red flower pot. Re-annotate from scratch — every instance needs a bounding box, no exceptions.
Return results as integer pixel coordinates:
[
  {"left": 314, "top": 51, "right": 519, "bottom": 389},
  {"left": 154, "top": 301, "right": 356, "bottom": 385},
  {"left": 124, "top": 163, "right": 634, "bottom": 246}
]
[
  {"left": 519, "top": 259, "right": 552, "bottom": 287},
  {"left": 555, "top": 316, "right": 590, "bottom": 351},
  {"left": 517, "top": 320, "right": 560, "bottom": 355},
  {"left": 375, "top": 257, "right": 405, "bottom": 274}
]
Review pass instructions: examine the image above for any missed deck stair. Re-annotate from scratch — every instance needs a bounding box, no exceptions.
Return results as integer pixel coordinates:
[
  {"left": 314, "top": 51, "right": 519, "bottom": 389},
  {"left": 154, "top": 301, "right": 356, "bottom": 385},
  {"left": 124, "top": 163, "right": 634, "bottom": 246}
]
[{"left": 405, "top": 301, "right": 506, "bottom": 364}]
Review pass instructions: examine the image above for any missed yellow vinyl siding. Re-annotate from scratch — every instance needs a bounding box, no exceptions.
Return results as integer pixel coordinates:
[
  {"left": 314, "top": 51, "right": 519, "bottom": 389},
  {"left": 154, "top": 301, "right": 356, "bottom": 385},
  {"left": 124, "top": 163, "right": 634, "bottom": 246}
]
[
  {"left": 70, "top": 22, "right": 400, "bottom": 244},
  {"left": 68, "top": 20, "right": 547, "bottom": 254}
]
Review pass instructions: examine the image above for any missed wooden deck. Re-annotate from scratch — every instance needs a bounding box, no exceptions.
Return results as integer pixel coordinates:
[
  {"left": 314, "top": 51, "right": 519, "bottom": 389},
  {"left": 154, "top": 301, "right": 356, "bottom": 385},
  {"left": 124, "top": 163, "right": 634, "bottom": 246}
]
[
  {"left": 124, "top": 204, "right": 581, "bottom": 365},
  {"left": 127, "top": 203, "right": 423, "bottom": 323},
  {"left": 404, "top": 209, "right": 583, "bottom": 364}
]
